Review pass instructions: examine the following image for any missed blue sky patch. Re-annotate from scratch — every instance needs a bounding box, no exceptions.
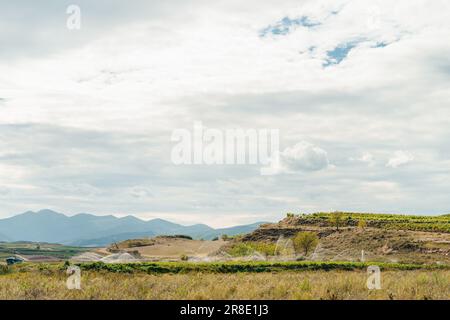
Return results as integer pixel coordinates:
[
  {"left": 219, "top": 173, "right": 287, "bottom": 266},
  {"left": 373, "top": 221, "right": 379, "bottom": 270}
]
[
  {"left": 323, "top": 42, "right": 357, "bottom": 67},
  {"left": 373, "top": 42, "right": 388, "bottom": 48},
  {"left": 260, "top": 16, "right": 320, "bottom": 37}
]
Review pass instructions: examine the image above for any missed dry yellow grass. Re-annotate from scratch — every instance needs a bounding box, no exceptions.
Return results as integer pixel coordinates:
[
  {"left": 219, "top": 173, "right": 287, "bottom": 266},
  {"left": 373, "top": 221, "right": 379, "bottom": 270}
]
[{"left": 0, "top": 270, "right": 448, "bottom": 300}]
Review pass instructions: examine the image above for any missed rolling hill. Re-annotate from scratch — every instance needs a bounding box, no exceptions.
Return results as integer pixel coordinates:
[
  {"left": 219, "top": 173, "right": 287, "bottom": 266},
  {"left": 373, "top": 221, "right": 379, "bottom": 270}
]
[{"left": 0, "top": 209, "right": 266, "bottom": 246}]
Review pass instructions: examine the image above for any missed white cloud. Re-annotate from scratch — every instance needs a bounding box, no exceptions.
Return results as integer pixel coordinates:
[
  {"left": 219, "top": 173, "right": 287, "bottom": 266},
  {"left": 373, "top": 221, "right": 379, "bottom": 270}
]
[
  {"left": 280, "top": 141, "right": 329, "bottom": 172},
  {"left": 386, "top": 150, "right": 414, "bottom": 168},
  {"left": 351, "top": 152, "right": 376, "bottom": 167},
  {"left": 129, "top": 186, "right": 154, "bottom": 199}
]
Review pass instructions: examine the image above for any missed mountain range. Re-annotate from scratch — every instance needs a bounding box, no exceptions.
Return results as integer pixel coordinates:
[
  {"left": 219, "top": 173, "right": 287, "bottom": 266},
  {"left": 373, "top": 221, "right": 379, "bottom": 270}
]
[{"left": 0, "top": 209, "right": 266, "bottom": 246}]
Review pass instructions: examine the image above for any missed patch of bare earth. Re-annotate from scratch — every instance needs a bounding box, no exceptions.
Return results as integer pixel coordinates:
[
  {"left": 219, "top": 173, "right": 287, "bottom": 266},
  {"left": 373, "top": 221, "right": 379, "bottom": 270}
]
[{"left": 99, "top": 237, "right": 227, "bottom": 261}]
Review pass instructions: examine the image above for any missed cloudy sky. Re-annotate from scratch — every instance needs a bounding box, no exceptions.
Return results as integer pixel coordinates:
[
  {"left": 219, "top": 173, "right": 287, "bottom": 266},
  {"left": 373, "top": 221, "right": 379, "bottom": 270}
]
[{"left": 1, "top": 0, "right": 450, "bottom": 226}]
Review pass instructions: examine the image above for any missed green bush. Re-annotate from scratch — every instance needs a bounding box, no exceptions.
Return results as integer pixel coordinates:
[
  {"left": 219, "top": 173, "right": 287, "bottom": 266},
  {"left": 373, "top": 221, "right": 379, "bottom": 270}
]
[{"left": 227, "top": 242, "right": 277, "bottom": 257}]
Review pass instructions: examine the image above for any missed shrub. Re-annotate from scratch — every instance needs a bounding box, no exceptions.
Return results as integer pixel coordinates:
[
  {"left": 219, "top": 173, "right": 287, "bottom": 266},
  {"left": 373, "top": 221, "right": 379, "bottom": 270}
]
[
  {"left": 180, "top": 254, "right": 188, "bottom": 261},
  {"left": 227, "top": 243, "right": 254, "bottom": 257},
  {"left": 330, "top": 211, "right": 345, "bottom": 230},
  {"left": 293, "top": 232, "right": 319, "bottom": 256},
  {"left": 227, "top": 242, "right": 277, "bottom": 257},
  {"left": 358, "top": 219, "right": 367, "bottom": 230},
  {"left": 0, "top": 264, "right": 10, "bottom": 275},
  {"left": 161, "top": 235, "right": 193, "bottom": 240}
]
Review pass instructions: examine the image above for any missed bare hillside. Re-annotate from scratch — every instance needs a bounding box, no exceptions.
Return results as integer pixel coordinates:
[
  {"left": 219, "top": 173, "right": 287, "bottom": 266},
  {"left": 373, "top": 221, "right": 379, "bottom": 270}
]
[{"left": 237, "top": 213, "right": 450, "bottom": 264}]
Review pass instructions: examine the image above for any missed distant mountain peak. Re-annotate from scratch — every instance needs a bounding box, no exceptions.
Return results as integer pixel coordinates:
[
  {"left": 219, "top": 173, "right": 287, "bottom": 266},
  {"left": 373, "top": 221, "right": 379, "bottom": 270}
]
[
  {"left": 119, "top": 215, "right": 142, "bottom": 221},
  {"left": 71, "top": 213, "right": 94, "bottom": 218},
  {"left": 0, "top": 209, "right": 266, "bottom": 246},
  {"left": 149, "top": 218, "right": 170, "bottom": 223},
  {"left": 36, "top": 209, "right": 63, "bottom": 215}
]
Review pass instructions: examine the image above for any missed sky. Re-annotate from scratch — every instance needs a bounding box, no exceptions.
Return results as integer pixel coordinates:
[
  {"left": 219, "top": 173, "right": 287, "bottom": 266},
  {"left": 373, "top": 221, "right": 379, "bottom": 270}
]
[{"left": 0, "top": 0, "right": 450, "bottom": 227}]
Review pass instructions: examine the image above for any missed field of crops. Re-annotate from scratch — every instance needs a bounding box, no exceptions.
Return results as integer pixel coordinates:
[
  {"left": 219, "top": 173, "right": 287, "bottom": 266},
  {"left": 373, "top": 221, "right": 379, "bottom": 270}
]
[
  {"left": 289, "top": 212, "right": 450, "bottom": 233},
  {"left": 0, "top": 242, "right": 89, "bottom": 260}
]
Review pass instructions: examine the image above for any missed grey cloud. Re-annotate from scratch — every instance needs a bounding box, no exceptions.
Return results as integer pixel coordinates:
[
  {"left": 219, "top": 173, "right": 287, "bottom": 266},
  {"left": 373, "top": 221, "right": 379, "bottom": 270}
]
[
  {"left": 0, "top": 187, "right": 10, "bottom": 196},
  {"left": 179, "top": 87, "right": 433, "bottom": 122},
  {"left": 0, "top": 0, "right": 192, "bottom": 60}
]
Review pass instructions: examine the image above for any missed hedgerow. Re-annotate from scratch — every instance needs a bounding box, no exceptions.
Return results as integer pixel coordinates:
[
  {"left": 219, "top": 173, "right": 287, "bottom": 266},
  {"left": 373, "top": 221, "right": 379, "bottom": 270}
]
[{"left": 76, "top": 261, "right": 450, "bottom": 274}]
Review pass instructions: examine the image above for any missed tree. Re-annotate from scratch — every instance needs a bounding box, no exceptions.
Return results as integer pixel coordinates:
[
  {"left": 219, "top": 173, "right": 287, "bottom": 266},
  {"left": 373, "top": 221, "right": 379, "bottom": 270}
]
[
  {"left": 330, "top": 211, "right": 344, "bottom": 231},
  {"left": 357, "top": 219, "right": 367, "bottom": 230},
  {"left": 293, "top": 231, "right": 319, "bottom": 256}
]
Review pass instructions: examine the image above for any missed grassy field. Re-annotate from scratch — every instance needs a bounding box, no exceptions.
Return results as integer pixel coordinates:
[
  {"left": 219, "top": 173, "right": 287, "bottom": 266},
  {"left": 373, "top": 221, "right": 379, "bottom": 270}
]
[
  {"left": 0, "top": 268, "right": 448, "bottom": 300},
  {"left": 0, "top": 261, "right": 447, "bottom": 299}
]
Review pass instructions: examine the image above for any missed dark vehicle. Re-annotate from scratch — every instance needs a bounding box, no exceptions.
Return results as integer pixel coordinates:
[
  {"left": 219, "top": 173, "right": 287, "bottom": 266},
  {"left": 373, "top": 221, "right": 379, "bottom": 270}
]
[{"left": 5, "top": 256, "right": 24, "bottom": 265}]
